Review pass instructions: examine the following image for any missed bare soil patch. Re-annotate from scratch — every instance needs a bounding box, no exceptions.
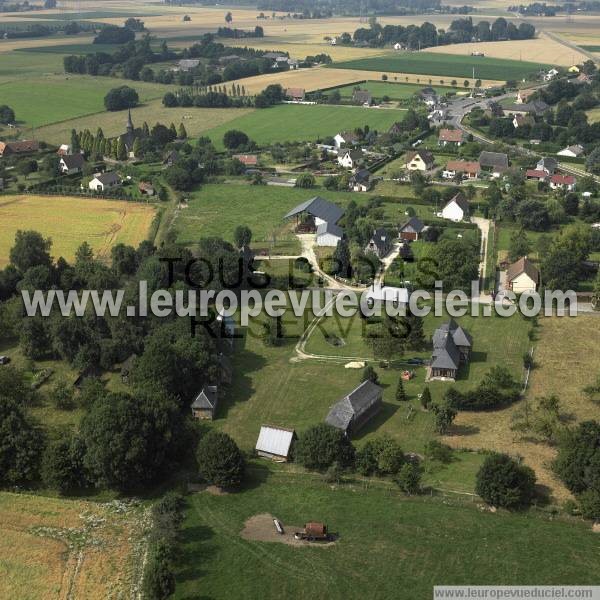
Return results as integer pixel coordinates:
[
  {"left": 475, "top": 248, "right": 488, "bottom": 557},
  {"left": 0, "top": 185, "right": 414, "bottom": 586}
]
[{"left": 240, "top": 513, "right": 336, "bottom": 547}]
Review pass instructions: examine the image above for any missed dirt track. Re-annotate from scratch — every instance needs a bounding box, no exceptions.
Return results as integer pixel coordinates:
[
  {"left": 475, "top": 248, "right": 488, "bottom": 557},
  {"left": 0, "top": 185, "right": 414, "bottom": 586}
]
[{"left": 240, "top": 513, "right": 336, "bottom": 547}]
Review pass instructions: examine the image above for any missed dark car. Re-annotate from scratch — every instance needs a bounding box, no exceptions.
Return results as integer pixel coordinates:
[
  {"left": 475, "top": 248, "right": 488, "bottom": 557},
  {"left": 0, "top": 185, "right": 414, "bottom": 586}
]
[{"left": 406, "top": 358, "right": 424, "bottom": 365}]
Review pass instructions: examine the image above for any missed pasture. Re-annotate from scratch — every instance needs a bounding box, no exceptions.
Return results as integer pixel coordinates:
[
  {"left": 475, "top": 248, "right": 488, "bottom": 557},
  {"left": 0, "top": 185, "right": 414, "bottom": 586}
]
[
  {"left": 0, "top": 195, "right": 156, "bottom": 266},
  {"left": 174, "top": 469, "right": 600, "bottom": 600},
  {"left": 0, "top": 75, "right": 174, "bottom": 128},
  {"left": 331, "top": 52, "right": 550, "bottom": 82},
  {"left": 332, "top": 80, "right": 460, "bottom": 100},
  {"left": 204, "top": 104, "right": 406, "bottom": 148},
  {"left": 0, "top": 492, "right": 146, "bottom": 600}
]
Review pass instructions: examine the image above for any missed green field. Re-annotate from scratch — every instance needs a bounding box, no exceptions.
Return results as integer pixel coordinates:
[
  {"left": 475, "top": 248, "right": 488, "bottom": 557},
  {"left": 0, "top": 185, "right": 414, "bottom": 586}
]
[
  {"left": 333, "top": 80, "right": 460, "bottom": 100},
  {"left": 0, "top": 50, "right": 66, "bottom": 82},
  {"left": 204, "top": 104, "right": 407, "bottom": 148},
  {"left": 176, "top": 183, "right": 368, "bottom": 247},
  {"left": 0, "top": 75, "right": 175, "bottom": 127},
  {"left": 331, "top": 52, "right": 550, "bottom": 81},
  {"left": 14, "top": 42, "right": 124, "bottom": 54},
  {"left": 174, "top": 470, "right": 600, "bottom": 600}
]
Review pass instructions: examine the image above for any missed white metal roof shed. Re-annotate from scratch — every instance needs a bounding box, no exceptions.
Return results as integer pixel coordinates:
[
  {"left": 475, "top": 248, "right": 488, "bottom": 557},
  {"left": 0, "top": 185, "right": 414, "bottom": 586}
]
[{"left": 255, "top": 426, "right": 296, "bottom": 459}]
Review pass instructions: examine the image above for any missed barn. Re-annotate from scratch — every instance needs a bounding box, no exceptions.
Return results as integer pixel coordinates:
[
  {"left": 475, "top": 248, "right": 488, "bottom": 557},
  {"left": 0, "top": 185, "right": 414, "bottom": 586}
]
[{"left": 255, "top": 425, "right": 297, "bottom": 461}]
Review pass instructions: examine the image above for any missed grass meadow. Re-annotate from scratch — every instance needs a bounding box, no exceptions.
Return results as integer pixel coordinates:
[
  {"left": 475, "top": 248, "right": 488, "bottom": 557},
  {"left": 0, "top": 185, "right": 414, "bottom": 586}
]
[
  {"left": 0, "top": 195, "right": 156, "bottom": 266},
  {"left": 332, "top": 80, "right": 460, "bottom": 100},
  {"left": 174, "top": 469, "right": 600, "bottom": 600},
  {"left": 204, "top": 104, "right": 407, "bottom": 148},
  {"left": 331, "top": 52, "right": 550, "bottom": 81}
]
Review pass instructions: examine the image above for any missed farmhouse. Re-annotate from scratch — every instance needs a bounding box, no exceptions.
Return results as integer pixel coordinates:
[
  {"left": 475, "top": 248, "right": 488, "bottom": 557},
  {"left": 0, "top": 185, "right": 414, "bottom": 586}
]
[
  {"left": 443, "top": 160, "right": 480, "bottom": 180},
  {"left": 0, "top": 139, "right": 39, "bottom": 157},
  {"left": 403, "top": 150, "right": 434, "bottom": 171},
  {"left": 352, "top": 89, "right": 372, "bottom": 106},
  {"left": 536, "top": 157, "right": 557, "bottom": 174},
  {"left": 325, "top": 379, "right": 383, "bottom": 436},
  {"left": 338, "top": 149, "right": 363, "bottom": 169},
  {"left": 557, "top": 144, "right": 584, "bottom": 158},
  {"left": 191, "top": 385, "right": 218, "bottom": 420},
  {"left": 430, "top": 320, "right": 472, "bottom": 381},
  {"left": 255, "top": 425, "right": 297, "bottom": 461},
  {"left": 88, "top": 171, "right": 120, "bottom": 192},
  {"left": 285, "top": 87, "right": 305, "bottom": 101},
  {"left": 504, "top": 100, "right": 549, "bottom": 116},
  {"left": 284, "top": 196, "right": 345, "bottom": 247},
  {"left": 365, "top": 228, "right": 391, "bottom": 258},
  {"left": 441, "top": 193, "right": 469, "bottom": 222},
  {"left": 438, "top": 129, "right": 464, "bottom": 146},
  {"left": 334, "top": 130, "right": 360, "bottom": 148},
  {"left": 525, "top": 169, "right": 547, "bottom": 182},
  {"left": 506, "top": 256, "right": 540, "bottom": 294},
  {"left": 479, "top": 151, "right": 508, "bottom": 177},
  {"left": 59, "top": 153, "right": 85, "bottom": 175},
  {"left": 550, "top": 174, "right": 576, "bottom": 191},
  {"left": 349, "top": 168, "right": 372, "bottom": 191},
  {"left": 399, "top": 216, "right": 424, "bottom": 241},
  {"left": 233, "top": 153, "right": 258, "bottom": 167}
]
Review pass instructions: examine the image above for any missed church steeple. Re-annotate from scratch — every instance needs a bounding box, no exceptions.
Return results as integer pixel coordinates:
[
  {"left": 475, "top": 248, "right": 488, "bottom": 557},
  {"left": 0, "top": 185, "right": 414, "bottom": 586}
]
[{"left": 126, "top": 108, "right": 134, "bottom": 133}]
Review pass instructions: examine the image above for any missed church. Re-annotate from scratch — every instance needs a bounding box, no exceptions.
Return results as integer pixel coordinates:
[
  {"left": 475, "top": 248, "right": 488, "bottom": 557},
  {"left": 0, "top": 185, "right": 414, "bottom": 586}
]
[{"left": 118, "top": 109, "right": 141, "bottom": 158}]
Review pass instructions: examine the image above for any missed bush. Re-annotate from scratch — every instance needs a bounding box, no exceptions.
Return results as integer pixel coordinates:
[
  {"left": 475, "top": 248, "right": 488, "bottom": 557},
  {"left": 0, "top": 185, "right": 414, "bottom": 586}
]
[
  {"left": 579, "top": 489, "right": 600, "bottom": 521},
  {"left": 223, "top": 129, "right": 249, "bottom": 150},
  {"left": 196, "top": 431, "right": 245, "bottom": 488},
  {"left": 295, "top": 173, "right": 316, "bottom": 188},
  {"left": 475, "top": 453, "right": 536, "bottom": 508},
  {"left": 356, "top": 437, "right": 405, "bottom": 476},
  {"left": 424, "top": 440, "right": 453, "bottom": 464},
  {"left": 395, "top": 462, "right": 422, "bottom": 494},
  {"left": 295, "top": 424, "right": 355, "bottom": 471}
]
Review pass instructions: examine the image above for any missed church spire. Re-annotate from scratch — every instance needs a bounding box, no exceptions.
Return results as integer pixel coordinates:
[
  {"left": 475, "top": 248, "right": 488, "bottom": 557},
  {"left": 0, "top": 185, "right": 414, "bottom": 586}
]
[{"left": 126, "top": 108, "right": 134, "bottom": 133}]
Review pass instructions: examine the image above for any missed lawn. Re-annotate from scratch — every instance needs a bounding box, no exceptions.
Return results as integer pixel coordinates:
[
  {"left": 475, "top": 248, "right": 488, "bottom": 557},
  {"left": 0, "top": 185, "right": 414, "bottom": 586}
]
[
  {"left": 0, "top": 491, "right": 147, "bottom": 600},
  {"left": 0, "top": 195, "right": 156, "bottom": 266},
  {"left": 176, "top": 183, "right": 368, "bottom": 248},
  {"left": 0, "top": 75, "right": 175, "bottom": 128},
  {"left": 204, "top": 104, "right": 407, "bottom": 149},
  {"left": 174, "top": 469, "right": 600, "bottom": 600},
  {"left": 331, "top": 52, "right": 550, "bottom": 82},
  {"left": 332, "top": 80, "right": 459, "bottom": 100}
]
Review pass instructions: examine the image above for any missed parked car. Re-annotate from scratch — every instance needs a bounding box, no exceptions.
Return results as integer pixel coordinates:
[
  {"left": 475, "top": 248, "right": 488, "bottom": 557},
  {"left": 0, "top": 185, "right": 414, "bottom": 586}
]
[
  {"left": 407, "top": 358, "right": 424, "bottom": 365},
  {"left": 0, "top": 356, "right": 11, "bottom": 365}
]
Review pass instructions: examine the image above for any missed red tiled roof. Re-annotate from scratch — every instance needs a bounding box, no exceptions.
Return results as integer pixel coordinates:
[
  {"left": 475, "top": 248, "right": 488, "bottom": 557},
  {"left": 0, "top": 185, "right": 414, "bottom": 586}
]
[
  {"left": 233, "top": 154, "right": 258, "bottom": 166},
  {"left": 438, "top": 129, "right": 463, "bottom": 142},
  {"left": 550, "top": 174, "right": 575, "bottom": 185},
  {"left": 526, "top": 169, "right": 547, "bottom": 179},
  {"left": 446, "top": 160, "right": 480, "bottom": 174}
]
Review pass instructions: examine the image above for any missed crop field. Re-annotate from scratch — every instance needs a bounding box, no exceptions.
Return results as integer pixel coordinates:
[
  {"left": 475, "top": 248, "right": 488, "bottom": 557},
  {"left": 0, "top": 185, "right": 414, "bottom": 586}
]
[
  {"left": 204, "top": 104, "right": 406, "bottom": 148},
  {"left": 0, "top": 195, "right": 156, "bottom": 266},
  {"left": 332, "top": 80, "right": 460, "bottom": 100},
  {"left": 0, "top": 75, "right": 177, "bottom": 128},
  {"left": 175, "top": 183, "right": 365, "bottom": 247},
  {"left": 331, "top": 52, "right": 550, "bottom": 82},
  {"left": 0, "top": 492, "right": 147, "bottom": 600},
  {"left": 174, "top": 469, "right": 600, "bottom": 600},
  {"left": 422, "top": 35, "right": 588, "bottom": 67}
]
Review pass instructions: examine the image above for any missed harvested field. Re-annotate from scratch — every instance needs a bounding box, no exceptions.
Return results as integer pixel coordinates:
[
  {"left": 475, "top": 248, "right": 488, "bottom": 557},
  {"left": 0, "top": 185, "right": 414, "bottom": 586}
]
[
  {"left": 442, "top": 315, "right": 600, "bottom": 502},
  {"left": 0, "top": 195, "right": 156, "bottom": 266},
  {"left": 422, "top": 34, "right": 588, "bottom": 67},
  {"left": 0, "top": 492, "right": 147, "bottom": 600},
  {"left": 240, "top": 513, "right": 336, "bottom": 547}
]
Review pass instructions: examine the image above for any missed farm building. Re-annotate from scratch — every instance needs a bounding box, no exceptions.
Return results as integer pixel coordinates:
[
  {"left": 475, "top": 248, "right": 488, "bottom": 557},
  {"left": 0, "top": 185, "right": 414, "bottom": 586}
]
[
  {"left": 557, "top": 144, "right": 584, "bottom": 158},
  {"left": 438, "top": 129, "right": 464, "bottom": 146},
  {"left": 338, "top": 149, "right": 363, "bottom": 169},
  {"left": 59, "top": 153, "right": 85, "bottom": 175},
  {"left": 536, "top": 157, "right": 557, "bottom": 174},
  {"left": 88, "top": 171, "right": 120, "bottom": 192},
  {"left": 285, "top": 87, "right": 305, "bottom": 101},
  {"left": 365, "top": 228, "right": 391, "bottom": 258},
  {"left": 352, "top": 89, "right": 372, "bottom": 106},
  {"left": 349, "top": 168, "right": 372, "bottom": 191},
  {"left": 178, "top": 59, "right": 201, "bottom": 71},
  {"left": 0, "top": 140, "right": 39, "bottom": 157},
  {"left": 430, "top": 320, "right": 472, "bottom": 381},
  {"left": 550, "top": 174, "right": 576, "bottom": 191},
  {"left": 504, "top": 100, "right": 549, "bottom": 116},
  {"left": 402, "top": 150, "right": 434, "bottom": 171},
  {"left": 525, "top": 169, "right": 547, "bottom": 182},
  {"left": 479, "top": 151, "right": 508, "bottom": 178},
  {"left": 506, "top": 257, "right": 540, "bottom": 294},
  {"left": 255, "top": 425, "right": 297, "bottom": 461},
  {"left": 399, "top": 216, "right": 424, "bottom": 241},
  {"left": 441, "top": 193, "right": 469, "bottom": 222},
  {"left": 325, "top": 379, "right": 383, "bottom": 436},
  {"left": 284, "top": 196, "right": 345, "bottom": 247},
  {"left": 191, "top": 385, "right": 218, "bottom": 420},
  {"left": 233, "top": 153, "right": 258, "bottom": 167},
  {"left": 443, "top": 160, "right": 480, "bottom": 180}
]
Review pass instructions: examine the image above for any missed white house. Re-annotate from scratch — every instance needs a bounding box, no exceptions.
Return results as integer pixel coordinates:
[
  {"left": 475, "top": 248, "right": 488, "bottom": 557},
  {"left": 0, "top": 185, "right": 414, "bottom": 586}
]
[
  {"left": 544, "top": 68, "right": 559, "bottom": 81},
  {"left": 506, "top": 257, "right": 540, "bottom": 294},
  {"left": 334, "top": 131, "right": 359, "bottom": 148},
  {"left": 337, "top": 149, "right": 363, "bottom": 169},
  {"left": 59, "top": 153, "right": 85, "bottom": 175},
  {"left": 441, "top": 193, "right": 469, "bottom": 222},
  {"left": 393, "top": 42, "right": 405, "bottom": 50},
  {"left": 316, "top": 221, "right": 343, "bottom": 247},
  {"left": 550, "top": 174, "right": 576, "bottom": 191},
  {"left": 88, "top": 171, "right": 120, "bottom": 192},
  {"left": 557, "top": 144, "right": 584, "bottom": 158}
]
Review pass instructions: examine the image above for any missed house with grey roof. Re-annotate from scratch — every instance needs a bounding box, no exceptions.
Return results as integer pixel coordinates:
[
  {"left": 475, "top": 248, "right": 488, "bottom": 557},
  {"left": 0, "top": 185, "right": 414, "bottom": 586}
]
[
  {"left": 352, "top": 88, "right": 372, "bottom": 106},
  {"left": 191, "top": 385, "right": 218, "bottom": 420},
  {"left": 178, "top": 58, "right": 201, "bottom": 71},
  {"left": 59, "top": 153, "right": 85, "bottom": 175},
  {"left": 285, "top": 196, "right": 345, "bottom": 247},
  {"left": 325, "top": 380, "right": 383, "bottom": 436},
  {"left": 350, "top": 168, "right": 372, "bottom": 191},
  {"left": 88, "top": 171, "right": 120, "bottom": 192},
  {"left": 399, "top": 216, "right": 424, "bottom": 241},
  {"left": 478, "top": 151, "right": 509, "bottom": 177},
  {"left": 430, "top": 320, "right": 472, "bottom": 380},
  {"left": 365, "top": 228, "right": 392, "bottom": 258},
  {"left": 536, "top": 157, "right": 557, "bottom": 175}
]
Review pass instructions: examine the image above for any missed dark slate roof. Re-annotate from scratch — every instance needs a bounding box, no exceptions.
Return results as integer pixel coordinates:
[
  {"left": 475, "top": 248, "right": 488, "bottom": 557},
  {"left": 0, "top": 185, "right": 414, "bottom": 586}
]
[
  {"left": 433, "top": 320, "right": 472, "bottom": 350},
  {"left": 352, "top": 89, "right": 372, "bottom": 104},
  {"left": 445, "top": 193, "right": 469, "bottom": 213},
  {"left": 342, "top": 149, "right": 363, "bottom": 162},
  {"left": 284, "top": 196, "right": 344, "bottom": 224},
  {"left": 399, "top": 216, "right": 424, "bottom": 233},
  {"left": 431, "top": 337, "right": 461, "bottom": 370},
  {"left": 192, "top": 385, "right": 218, "bottom": 410},
  {"left": 369, "top": 228, "right": 390, "bottom": 253},
  {"left": 95, "top": 171, "right": 120, "bottom": 185},
  {"left": 352, "top": 168, "right": 371, "bottom": 183},
  {"left": 537, "top": 157, "right": 557, "bottom": 172},
  {"left": 61, "top": 153, "right": 85, "bottom": 169},
  {"left": 478, "top": 151, "right": 509, "bottom": 170},
  {"left": 316, "top": 221, "right": 343, "bottom": 238},
  {"left": 325, "top": 380, "right": 382, "bottom": 431}
]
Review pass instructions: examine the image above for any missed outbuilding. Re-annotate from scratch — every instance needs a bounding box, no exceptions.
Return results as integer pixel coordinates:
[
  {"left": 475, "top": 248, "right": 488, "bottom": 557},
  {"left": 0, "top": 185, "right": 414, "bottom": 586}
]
[{"left": 255, "top": 425, "right": 297, "bottom": 461}]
